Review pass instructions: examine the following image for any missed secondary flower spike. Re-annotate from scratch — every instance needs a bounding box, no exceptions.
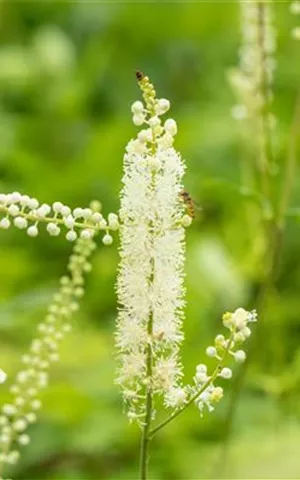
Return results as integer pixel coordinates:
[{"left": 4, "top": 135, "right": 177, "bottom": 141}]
[{"left": 116, "top": 72, "right": 192, "bottom": 423}]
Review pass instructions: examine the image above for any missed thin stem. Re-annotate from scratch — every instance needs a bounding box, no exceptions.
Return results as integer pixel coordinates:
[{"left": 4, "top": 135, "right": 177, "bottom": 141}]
[
  {"left": 139, "top": 337, "right": 153, "bottom": 480},
  {"left": 149, "top": 333, "right": 235, "bottom": 439}
]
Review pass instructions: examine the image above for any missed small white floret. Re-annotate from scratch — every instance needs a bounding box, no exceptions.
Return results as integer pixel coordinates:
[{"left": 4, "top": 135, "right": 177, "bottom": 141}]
[
  {"left": 220, "top": 367, "right": 232, "bottom": 379},
  {"left": 206, "top": 346, "right": 217, "bottom": 358},
  {"left": 27, "top": 225, "right": 38, "bottom": 237},
  {"left": 0, "top": 218, "right": 10, "bottom": 229},
  {"left": 66, "top": 230, "right": 77, "bottom": 242},
  {"left": 102, "top": 233, "right": 113, "bottom": 246},
  {"left": 164, "top": 118, "right": 178, "bottom": 136},
  {"left": 156, "top": 98, "right": 170, "bottom": 115},
  {"left": 131, "top": 100, "right": 144, "bottom": 114},
  {"left": 234, "top": 350, "right": 246, "bottom": 363},
  {"left": 14, "top": 217, "right": 28, "bottom": 229},
  {"left": 47, "top": 222, "right": 60, "bottom": 236}
]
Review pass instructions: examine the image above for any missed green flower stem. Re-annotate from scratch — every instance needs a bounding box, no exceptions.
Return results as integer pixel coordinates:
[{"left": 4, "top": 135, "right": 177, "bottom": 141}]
[{"left": 148, "top": 332, "right": 235, "bottom": 439}]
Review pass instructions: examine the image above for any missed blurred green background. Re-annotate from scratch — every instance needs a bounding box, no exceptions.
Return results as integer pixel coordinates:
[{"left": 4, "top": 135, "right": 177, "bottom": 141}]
[{"left": 1, "top": 1, "right": 300, "bottom": 478}]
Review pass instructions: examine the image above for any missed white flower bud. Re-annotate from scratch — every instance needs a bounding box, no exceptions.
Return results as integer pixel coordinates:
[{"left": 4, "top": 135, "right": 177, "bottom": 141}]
[
  {"left": 52, "top": 201, "right": 63, "bottom": 213},
  {"left": 156, "top": 98, "right": 170, "bottom": 115},
  {"left": 232, "top": 307, "right": 248, "bottom": 329},
  {"left": 91, "top": 212, "right": 103, "bottom": 223},
  {"left": 2, "top": 404, "right": 16, "bottom": 416},
  {"left": 64, "top": 215, "right": 75, "bottom": 229},
  {"left": 26, "top": 413, "right": 36, "bottom": 423},
  {"left": 31, "top": 399, "right": 42, "bottom": 410},
  {"left": 102, "top": 233, "right": 113, "bottom": 246},
  {"left": 159, "top": 133, "right": 174, "bottom": 149},
  {"left": 80, "top": 229, "right": 93, "bottom": 240},
  {"left": 220, "top": 367, "right": 232, "bottom": 379},
  {"left": 27, "top": 225, "right": 38, "bottom": 237},
  {"left": 7, "top": 450, "right": 20, "bottom": 464},
  {"left": 234, "top": 350, "right": 246, "bottom": 363},
  {"left": 196, "top": 364, "right": 207, "bottom": 374},
  {"left": 108, "top": 213, "right": 119, "bottom": 231},
  {"left": 0, "top": 218, "right": 10, "bottom": 229},
  {"left": 10, "top": 191, "right": 22, "bottom": 203},
  {"left": 73, "top": 208, "right": 84, "bottom": 218},
  {"left": 164, "top": 118, "right": 177, "bottom": 136},
  {"left": 13, "top": 419, "right": 27, "bottom": 432},
  {"left": 133, "top": 113, "right": 145, "bottom": 126},
  {"left": 27, "top": 198, "right": 39, "bottom": 209},
  {"left": 148, "top": 116, "right": 160, "bottom": 127},
  {"left": 14, "top": 216, "right": 28, "bottom": 229},
  {"left": 61, "top": 205, "right": 71, "bottom": 217},
  {"left": 66, "top": 230, "right": 77, "bottom": 242},
  {"left": 131, "top": 101, "right": 144, "bottom": 114},
  {"left": 36, "top": 204, "right": 51, "bottom": 217},
  {"left": 8, "top": 204, "right": 19, "bottom": 216},
  {"left": 138, "top": 129, "right": 152, "bottom": 143},
  {"left": 206, "top": 346, "right": 217, "bottom": 358},
  {"left": 46, "top": 222, "right": 60, "bottom": 236},
  {"left": 18, "top": 434, "right": 30, "bottom": 445},
  {"left": 241, "top": 326, "right": 251, "bottom": 338}
]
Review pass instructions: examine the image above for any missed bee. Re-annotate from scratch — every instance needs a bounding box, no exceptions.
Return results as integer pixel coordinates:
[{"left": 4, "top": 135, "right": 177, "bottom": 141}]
[
  {"left": 136, "top": 70, "right": 145, "bottom": 82},
  {"left": 179, "top": 190, "right": 195, "bottom": 218}
]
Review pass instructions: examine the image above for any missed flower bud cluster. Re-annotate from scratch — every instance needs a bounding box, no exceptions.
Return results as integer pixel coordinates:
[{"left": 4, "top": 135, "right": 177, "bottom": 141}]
[
  {"left": 193, "top": 307, "right": 256, "bottom": 415},
  {"left": 0, "top": 193, "right": 118, "bottom": 246},
  {"left": 165, "top": 308, "right": 257, "bottom": 415},
  {"left": 0, "top": 236, "right": 96, "bottom": 474},
  {"left": 290, "top": 2, "right": 300, "bottom": 39}
]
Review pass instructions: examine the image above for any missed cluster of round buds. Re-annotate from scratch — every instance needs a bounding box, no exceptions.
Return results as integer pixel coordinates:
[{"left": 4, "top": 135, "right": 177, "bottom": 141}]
[
  {"left": 127, "top": 72, "right": 179, "bottom": 157},
  {"left": 190, "top": 308, "right": 257, "bottom": 416},
  {"left": 290, "top": 2, "right": 300, "bottom": 39},
  {"left": 0, "top": 193, "right": 119, "bottom": 246},
  {"left": 0, "top": 236, "right": 96, "bottom": 474}
]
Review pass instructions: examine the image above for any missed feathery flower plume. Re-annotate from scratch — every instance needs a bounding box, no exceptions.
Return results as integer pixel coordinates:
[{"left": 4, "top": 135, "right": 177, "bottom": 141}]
[
  {"left": 228, "top": 0, "right": 276, "bottom": 195},
  {"left": 230, "top": 0, "right": 276, "bottom": 121},
  {"left": 116, "top": 72, "right": 192, "bottom": 423}
]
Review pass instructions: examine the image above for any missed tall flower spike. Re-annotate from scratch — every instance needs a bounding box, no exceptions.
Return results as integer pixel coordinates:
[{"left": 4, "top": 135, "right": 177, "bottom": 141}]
[
  {"left": 116, "top": 72, "right": 192, "bottom": 424},
  {"left": 0, "top": 235, "right": 96, "bottom": 476},
  {"left": 228, "top": 0, "right": 276, "bottom": 194}
]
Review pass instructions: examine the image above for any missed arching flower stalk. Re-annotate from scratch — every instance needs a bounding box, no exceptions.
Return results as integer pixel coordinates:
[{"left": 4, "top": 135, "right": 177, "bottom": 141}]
[
  {"left": 116, "top": 72, "right": 257, "bottom": 479},
  {"left": 0, "top": 233, "right": 97, "bottom": 479},
  {"left": 229, "top": 0, "right": 276, "bottom": 197},
  {"left": 0, "top": 194, "right": 119, "bottom": 245}
]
